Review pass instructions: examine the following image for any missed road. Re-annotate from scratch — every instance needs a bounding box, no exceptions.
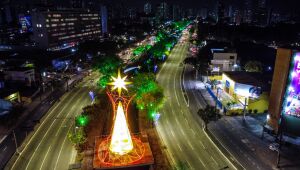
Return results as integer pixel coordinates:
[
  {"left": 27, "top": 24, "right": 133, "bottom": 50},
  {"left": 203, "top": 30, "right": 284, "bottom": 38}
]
[
  {"left": 5, "top": 72, "right": 99, "bottom": 170},
  {"left": 156, "top": 36, "right": 235, "bottom": 169}
]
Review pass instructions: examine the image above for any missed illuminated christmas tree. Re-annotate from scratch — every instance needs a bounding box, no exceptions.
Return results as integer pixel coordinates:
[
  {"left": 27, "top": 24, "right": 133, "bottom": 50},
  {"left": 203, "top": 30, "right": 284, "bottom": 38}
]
[{"left": 108, "top": 70, "right": 133, "bottom": 155}]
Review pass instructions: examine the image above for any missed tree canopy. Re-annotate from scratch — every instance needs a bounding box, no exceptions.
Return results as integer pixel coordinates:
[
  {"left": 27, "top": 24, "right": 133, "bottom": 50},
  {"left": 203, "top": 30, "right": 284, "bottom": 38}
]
[
  {"left": 244, "top": 60, "right": 263, "bottom": 73},
  {"left": 131, "top": 73, "right": 165, "bottom": 118}
]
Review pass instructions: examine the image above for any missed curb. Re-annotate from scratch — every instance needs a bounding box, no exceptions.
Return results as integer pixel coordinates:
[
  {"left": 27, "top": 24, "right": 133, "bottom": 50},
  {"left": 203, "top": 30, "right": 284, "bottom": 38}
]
[{"left": 205, "top": 128, "right": 245, "bottom": 170}]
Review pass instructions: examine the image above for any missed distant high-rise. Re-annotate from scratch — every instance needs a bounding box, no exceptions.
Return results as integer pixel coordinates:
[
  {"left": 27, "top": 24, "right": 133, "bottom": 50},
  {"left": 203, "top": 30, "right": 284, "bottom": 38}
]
[
  {"left": 171, "top": 5, "right": 180, "bottom": 21},
  {"left": 252, "top": 0, "right": 268, "bottom": 26},
  {"left": 217, "top": 0, "right": 225, "bottom": 23},
  {"left": 243, "top": 0, "right": 253, "bottom": 23},
  {"left": 199, "top": 8, "right": 207, "bottom": 19},
  {"left": 31, "top": 9, "right": 101, "bottom": 49},
  {"left": 70, "top": 0, "right": 83, "bottom": 8},
  {"left": 144, "top": 3, "right": 151, "bottom": 15},
  {"left": 101, "top": 6, "right": 108, "bottom": 35},
  {"left": 156, "top": 2, "right": 169, "bottom": 22}
]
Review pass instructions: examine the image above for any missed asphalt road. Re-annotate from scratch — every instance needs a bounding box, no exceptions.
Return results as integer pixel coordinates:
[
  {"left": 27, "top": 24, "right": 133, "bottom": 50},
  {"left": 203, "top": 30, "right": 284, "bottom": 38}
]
[
  {"left": 156, "top": 38, "right": 235, "bottom": 169},
  {"left": 6, "top": 72, "right": 99, "bottom": 170}
]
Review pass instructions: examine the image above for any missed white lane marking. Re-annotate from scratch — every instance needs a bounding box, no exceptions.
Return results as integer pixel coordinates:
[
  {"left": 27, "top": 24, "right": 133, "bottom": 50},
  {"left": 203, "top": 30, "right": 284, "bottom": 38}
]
[
  {"left": 186, "top": 161, "right": 193, "bottom": 170},
  {"left": 175, "top": 117, "right": 179, "bottom": 124},
  {"left": 55, "top": 100, "right": 90, "bottom": 169},
  {"left": 191, "top": 128, "right": 196, "bottom": 135},
  {"left": 39, "top": 146, "right": 52, "bottom": 170},
  {"left": 185, "top": 117, "right": 188, "bottom": 125},
  {"left": 188, "top": 141, "right": 194, "bottom": 150},
  {"left": 23, "top": 89, "right": 83, "bottom": 170},
  {"left": 156, "top": 121, "right": 177, "bottom": 166},
  {"left": 171, "top": 130, "right": 175, "bottom": 137},
  {"left": 11, "top": 89, "right": 76, "bottom": 169},
  {"left": 54, "top": 122, "right": 73, "bottom": 170},
  {"left": 180, "top": 128, "right": 186, "bottom": 137},
  {"left": 197, "top": 156, "right": 206, "bottom": 168},
  {"left": 211, "top": 156, "right": 218, "bottom": 166},
  {"left": 203, "top": 129, "right": 240, "bottom": 170},
  {"left": 177, "top": 143, "right": 183, "bottom": 151},
  {"left": 200, "top": 141, "right": 206, "bottom": 149}
]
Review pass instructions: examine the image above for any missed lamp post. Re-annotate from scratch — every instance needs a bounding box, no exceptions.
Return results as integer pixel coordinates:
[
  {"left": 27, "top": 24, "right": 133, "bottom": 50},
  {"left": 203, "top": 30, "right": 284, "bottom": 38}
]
[{"left": 243, "top": 97, "right": 248, "bottom": 122}]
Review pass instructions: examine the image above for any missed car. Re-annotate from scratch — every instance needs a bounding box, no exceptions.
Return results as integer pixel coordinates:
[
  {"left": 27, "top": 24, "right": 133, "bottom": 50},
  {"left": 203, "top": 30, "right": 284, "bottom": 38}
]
[{"left": 269, "top": 143, "right": 279, "bottom": 151}]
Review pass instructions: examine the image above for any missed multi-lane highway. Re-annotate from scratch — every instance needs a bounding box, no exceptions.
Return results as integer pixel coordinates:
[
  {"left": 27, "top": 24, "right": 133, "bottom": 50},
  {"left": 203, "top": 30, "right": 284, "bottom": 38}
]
[
  {"left": 5, "top": 72, "right": 99, "bottom": 170},
  {"left": 156, "top": 34, "right": 235, "bottom": 169}
]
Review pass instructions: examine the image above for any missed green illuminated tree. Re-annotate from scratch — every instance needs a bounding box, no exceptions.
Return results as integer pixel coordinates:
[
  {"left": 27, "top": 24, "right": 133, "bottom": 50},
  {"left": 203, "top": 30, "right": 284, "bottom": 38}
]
[
  {"left": 93, "top": 55, "right": 121, "bottom": 89},
  {"left": 67, "top": 127, "right": 87, "bottom": 150},
  {"left": 131, "top": 73, "right": 165, "bottom": 118},
  {"left": 244, "top": 61, "right": 263, "bottom": 73},
  {"left": 93, "top": 55, "right": 122, "bottom": 75}
]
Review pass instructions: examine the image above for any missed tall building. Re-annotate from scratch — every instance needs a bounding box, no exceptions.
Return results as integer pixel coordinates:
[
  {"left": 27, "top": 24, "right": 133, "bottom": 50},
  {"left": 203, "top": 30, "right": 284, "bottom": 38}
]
[
  {"left": 199, "top": 8, "right": 207, "bottom": 19},
  {"left": 31, "top": 9, "right": 101, "bottom": 50},
  {"left": 156, "top": 2, "right": 169, "bottom": 22},
  {"left": 70, "top": 0, "right": 83, "bottom": 8},
  {"left": 101, "top": 5, "right": 108, "bottom": 35},
  {"left": 171, "top": 5, "right": 180, "bottom": 21},
  {"left": 252, "top": 0, "right": 268, "bottom": 26},
  {"left": 243, "top": 0, "right": 253, "bottom": 24},
  {"left": 217, "top": 0, "right": 225, "bottom": 23},
  {"left": 144, "top": 3, "right": 151, "bottom": 15}
]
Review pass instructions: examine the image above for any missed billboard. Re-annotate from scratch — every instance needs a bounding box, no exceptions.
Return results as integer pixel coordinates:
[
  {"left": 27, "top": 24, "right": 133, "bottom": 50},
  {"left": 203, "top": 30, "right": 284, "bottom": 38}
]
[
  {"left": 234, "top": 83, "right": 261, "bottom": 99},
  {"left": 282, "top": 52, "right": 300, "bottom": 118},
  {"left": 19, "top": 14, "right": 32, "bottom": 34}
]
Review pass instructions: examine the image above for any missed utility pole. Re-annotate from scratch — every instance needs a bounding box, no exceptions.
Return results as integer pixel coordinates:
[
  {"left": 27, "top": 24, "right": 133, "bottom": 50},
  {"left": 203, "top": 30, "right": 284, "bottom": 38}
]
[{"left": 243, "top": 97, "right": 247, "bottom": 122}]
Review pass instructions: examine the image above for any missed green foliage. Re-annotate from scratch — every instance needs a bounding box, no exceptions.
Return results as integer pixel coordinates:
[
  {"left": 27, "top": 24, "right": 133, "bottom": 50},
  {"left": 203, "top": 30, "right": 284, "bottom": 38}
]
[
  {"left": 131, "top": 73, "right": 165, "bottom": 118},
  {"left": 93, "top": 55, "right": 122, "bottom": 75},
  {"left": 67, "top": 127, "right": 87, "bottom": 147},
  {"left": 97, "top": 74, "right": 111, "bottom": 89},
  {"left": 244, "top": 60, "right": 263, "bottom": 73},
  {"left": 197, "top": 105, "right": 221, "bottom": 129}
]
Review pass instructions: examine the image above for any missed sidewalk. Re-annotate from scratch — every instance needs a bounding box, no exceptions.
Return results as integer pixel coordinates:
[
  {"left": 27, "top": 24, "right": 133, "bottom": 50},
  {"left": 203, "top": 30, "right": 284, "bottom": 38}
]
[
  {"left": 197, "top": 81, "right": 300, "bottom": 169},
  {"left": 0, "top": 88, "right": 53, "bottom": 141}
]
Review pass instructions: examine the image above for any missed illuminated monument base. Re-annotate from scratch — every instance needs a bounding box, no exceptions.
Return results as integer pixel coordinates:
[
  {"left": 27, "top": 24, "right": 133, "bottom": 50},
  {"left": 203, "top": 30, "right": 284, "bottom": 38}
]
[{"left": 93, "top": 133, "right": 154, "bottom": 169}]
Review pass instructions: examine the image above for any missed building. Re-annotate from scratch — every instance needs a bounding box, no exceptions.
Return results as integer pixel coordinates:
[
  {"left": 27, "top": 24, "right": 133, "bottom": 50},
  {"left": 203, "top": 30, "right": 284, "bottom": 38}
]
[
  {"left": 268, "top": 48, "right": 300, "bottom": 135},
  {"left": 144, "top": 3, "right": 151, "bottom": 15},
  {"left": 243, "top": 0, "right": 253, "bottom": 23},
  {"left": 156, "top": 2, "right": 169, "bottom": 22},
  {"left": 221, "top": 71, "right": 270, "bottom": 113},
  {"left": 4, "top": 67, "right": 35, "bottom": 87},
  {"left": 70, "top": 0, "right": 83, "bottom": 8},
  {"left": 31, "top": 9, "right": 101, "bottom": 50},
  {"left": 217, "top": 0, "right": 225, "bottom": 23},
  {"left": 210, "top": 50, "right": 238, "bottom": 74},
  {"left": 101, "top": 6, "right": 108, "bottom": 35},
  {"left": 199, "top": 8, "right": 207, "bottom": 19},
  {"left": 252, "top": 0, "right": 268, "bottom": 26}
]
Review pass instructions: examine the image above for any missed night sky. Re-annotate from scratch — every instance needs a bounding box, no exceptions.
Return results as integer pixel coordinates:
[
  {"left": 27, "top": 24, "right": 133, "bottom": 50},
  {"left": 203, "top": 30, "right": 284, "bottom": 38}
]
[{"left": 106, "top": 0, "right": 299, "bottom": 13}]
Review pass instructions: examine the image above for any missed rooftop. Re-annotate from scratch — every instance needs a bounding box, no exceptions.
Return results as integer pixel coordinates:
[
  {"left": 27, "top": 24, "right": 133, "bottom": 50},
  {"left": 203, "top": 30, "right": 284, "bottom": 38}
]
[{"left": 223, "top": 71, "right": 272, "bottom": 91}]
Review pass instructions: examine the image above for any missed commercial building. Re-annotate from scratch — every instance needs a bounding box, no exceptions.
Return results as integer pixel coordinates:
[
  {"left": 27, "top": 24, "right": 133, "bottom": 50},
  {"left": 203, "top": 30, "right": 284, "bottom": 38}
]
[
  {"left": 31, "top": 9, "right": 101, "bottom": 50},
  {"left": 101, "top": 6, "right": 108, "bottom": 35},
  {"left": 221, "top": 71, "right": 270, "bottom": 113},
  {"left": 4, "top": 68, "right": 35, "bottom": 87},
  {"left": 210, "top": 50, "right": 237, "bottom": 74},
  {"left": 268, "top": 48, "right": 300, "bottom": 136}
]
